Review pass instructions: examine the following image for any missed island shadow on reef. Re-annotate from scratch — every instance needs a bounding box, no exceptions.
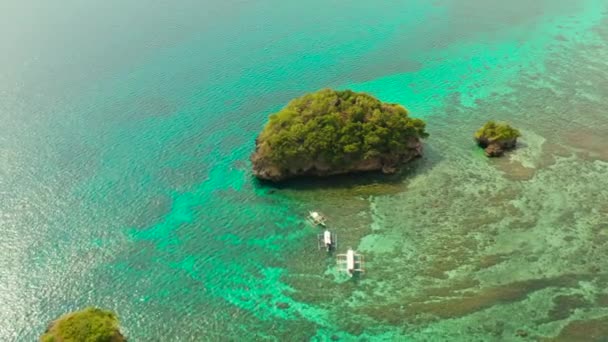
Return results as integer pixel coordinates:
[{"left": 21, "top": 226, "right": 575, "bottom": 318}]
[{"left": 254, "top": 144, "right": 441, "bottom": 193}]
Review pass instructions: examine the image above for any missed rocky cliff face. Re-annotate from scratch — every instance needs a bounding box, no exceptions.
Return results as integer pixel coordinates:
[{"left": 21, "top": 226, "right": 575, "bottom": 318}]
[
  {"left": 475, "top": 136, "right": 517, "bottom": 157},
  {"left": 251, "top": 137, "right": 422, "bottom": 182}
]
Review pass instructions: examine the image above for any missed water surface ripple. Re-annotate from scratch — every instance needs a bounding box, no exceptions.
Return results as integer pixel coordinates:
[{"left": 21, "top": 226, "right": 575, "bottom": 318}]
[{"left": 1, "top": 0, "right": 607, "bottom": 340}]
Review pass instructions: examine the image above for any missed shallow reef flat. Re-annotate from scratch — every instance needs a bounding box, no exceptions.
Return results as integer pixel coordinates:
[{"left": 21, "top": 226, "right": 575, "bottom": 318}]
[
  {"left": 5, "top": 1, "right": 608, "bottom": 341},
  {"left": 277, "top": 11, "right": 608, "bottom": 340}
]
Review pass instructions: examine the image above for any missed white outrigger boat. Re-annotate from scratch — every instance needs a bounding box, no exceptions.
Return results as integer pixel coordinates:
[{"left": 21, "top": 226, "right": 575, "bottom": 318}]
[
  {"left": 307, "top": 211, "right": 327, "bottom": 226},
  {"left": 337, "top": 248, "right": 364, "bottom": 276},
  {"left": 317, "top": 230, "right": 337, "bottom": 252}
]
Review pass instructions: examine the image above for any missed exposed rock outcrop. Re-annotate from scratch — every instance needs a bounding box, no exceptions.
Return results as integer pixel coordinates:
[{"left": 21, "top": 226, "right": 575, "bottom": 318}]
[
  {"left": 474, "top": 121, "right": 520, "bottom": 158},
  {"left": 251, "top": 137, "right": 422, "bottom": 182},
  {"left": 476, "top": 136, "right": 517, "bottom": 157},
  {"left": 251, "top": 139, "right": 422, "bottom": 182}
]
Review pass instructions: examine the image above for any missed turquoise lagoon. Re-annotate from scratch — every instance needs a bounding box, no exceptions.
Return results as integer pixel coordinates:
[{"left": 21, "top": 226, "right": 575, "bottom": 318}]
[{"left": 1, "top": 0, "right": 608, "bottom": 340}]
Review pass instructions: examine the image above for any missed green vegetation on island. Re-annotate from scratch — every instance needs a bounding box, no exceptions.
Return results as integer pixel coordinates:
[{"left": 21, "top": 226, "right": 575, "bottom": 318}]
[
  {"left": 475, "top": 121, "right": 521, "bottom": 142},
  {"left": 474, "top": 121, "right": 521, "bottom": 157},
  {"left": 251, "top": 89, "right": 428, "bottom": 181},
  {"left": 41, "top": 307, "right": 125, "bottom": 342}
]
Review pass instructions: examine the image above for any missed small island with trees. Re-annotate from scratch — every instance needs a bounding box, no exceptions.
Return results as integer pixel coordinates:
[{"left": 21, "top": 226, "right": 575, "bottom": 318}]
[
  {"left": 251, "top": 89, "right": 428, "bottom": 181},
  {"left": 474, "top": 121, "right": 521, "bottom": 157},
  {"left": 40, "top": 307, "right": 125, "bottom": 342}
]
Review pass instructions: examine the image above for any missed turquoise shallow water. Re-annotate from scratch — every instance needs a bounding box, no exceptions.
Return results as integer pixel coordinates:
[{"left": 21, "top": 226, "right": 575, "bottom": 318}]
[{"left": 2, "top": 1, "right": 608, "bottom": 340}]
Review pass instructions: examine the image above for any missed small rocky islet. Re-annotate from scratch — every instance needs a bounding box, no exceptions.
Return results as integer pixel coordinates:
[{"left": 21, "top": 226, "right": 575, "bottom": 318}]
[
  {"left": 40, "top": 307, "right": 125, "bottom": 342},
  {"left": 251, "top": 88, "right": 428, "bottom": 181},
  {"left": 251, "top": 89, "right": 520, "bottom": 181},
  {"left": 474, "top": 120, "right": 521, "bottom": 157}
]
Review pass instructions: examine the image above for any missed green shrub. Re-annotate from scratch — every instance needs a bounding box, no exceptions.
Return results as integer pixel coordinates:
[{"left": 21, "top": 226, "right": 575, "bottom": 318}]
[
  {"left": 257, "top": 89, "right": 427, "bottom": 167},
  {"left": 40, "top": 307, "right": 124, "bottom": 342},
  {"left": 475, "top": 121, "right": 520, "bottom": 142}
]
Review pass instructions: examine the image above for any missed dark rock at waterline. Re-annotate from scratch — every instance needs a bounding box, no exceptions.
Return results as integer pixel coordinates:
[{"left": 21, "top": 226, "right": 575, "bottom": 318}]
[
  {"left": 252, "top": 138, "right": 423, "bottom": 181},
  {"left": 477, "top": 137, "right": 517, "bottom": 157},
  {"left": 482, "top": 141, "right": 514, "bottom": 157}
]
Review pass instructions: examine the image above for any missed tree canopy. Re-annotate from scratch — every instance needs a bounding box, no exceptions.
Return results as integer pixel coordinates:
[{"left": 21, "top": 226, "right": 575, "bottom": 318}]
[
  {"left": 41, "top": 307, "right": 124, "bottom": 342},
  {"left": 475, "top": 121, "right": 521, "bottom": 142},
  {"left": 257, "top": 89, "right": 427, "bottom": 168}
]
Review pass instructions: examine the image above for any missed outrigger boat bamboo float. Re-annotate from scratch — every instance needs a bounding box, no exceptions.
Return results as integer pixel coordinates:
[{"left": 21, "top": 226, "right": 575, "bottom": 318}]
[
  {"left": 337, "top": 248, "right": 364, "bottom": 276},
  {"left": 307, "top": 211, "right": 327, "bottom": 226}
]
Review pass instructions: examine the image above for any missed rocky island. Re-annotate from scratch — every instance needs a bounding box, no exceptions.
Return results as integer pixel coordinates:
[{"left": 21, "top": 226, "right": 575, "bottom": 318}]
[
  {"left": 475, "top": 121, "right": 521, "bottom": 157},
  {"left": 251, "top": 89, "right": 428, "bottom": 181},
  {"left": 41, "top": 307, "right": 125, "bottom": 342}
]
